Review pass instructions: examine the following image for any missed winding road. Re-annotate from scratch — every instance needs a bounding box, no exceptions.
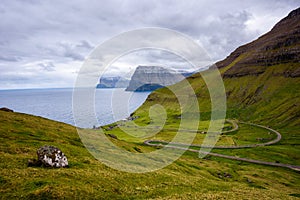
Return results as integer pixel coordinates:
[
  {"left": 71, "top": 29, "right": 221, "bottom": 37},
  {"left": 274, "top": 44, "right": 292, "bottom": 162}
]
[{"left": 144, "top": 121, "right": 300, "bottom": 171}]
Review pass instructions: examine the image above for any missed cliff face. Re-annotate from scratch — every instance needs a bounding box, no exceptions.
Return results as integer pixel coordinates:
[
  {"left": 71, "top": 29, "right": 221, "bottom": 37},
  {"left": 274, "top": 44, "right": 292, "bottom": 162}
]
[
  {"left": 125, "top": 66, "right": 185, "bottom": 91},
  {"left": 216, "top": 7, "right": 300, "bottom": 78},
  {"left": 96, "top": 76, "right": 129, "bottom": 88}
]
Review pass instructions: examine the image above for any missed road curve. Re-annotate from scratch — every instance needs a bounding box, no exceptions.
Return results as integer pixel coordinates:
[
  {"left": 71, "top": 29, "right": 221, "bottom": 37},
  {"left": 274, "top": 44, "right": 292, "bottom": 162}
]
[
  {"left": 144, "top": 121, "right": 282, "bottom": 149},
  {"left": 144, "top": 121, "right": 300, "bottom": 171}
]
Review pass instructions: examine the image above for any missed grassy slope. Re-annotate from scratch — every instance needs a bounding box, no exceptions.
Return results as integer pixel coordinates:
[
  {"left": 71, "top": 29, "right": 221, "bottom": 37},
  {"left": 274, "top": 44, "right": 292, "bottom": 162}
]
[
  {"left": 1, "top": 110, "right": 300, "bottom": 199},
  {"left": 131, "top": 61, "right": 300, "bottom": 163}
]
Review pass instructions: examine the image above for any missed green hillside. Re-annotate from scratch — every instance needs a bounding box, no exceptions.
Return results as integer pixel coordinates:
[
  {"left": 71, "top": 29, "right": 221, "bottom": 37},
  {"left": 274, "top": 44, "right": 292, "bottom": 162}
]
[
  {"left": 129, "top": 8, "right": 300, "bottom": 167},
  {"left": 1, "top": 107, "right": 300, "bottom": 199}
]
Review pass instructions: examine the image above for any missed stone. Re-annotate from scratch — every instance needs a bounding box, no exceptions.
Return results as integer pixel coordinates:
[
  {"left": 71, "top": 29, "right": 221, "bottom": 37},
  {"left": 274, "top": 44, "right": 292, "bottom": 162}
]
[
  {"left": 247, "top": 178, "right": 253, "bottom": 183},
  {"left": 126, "top": 116, "right": 140, "bottom": 121},
  {"left": 217, "top": 172, "right": 232, "bottom": 179},
  {"left": 106, "top": 124, "right": 117, "bottom": 131},
  {"left": 36, "top": 145, "right": 68, "bottom": 168}
]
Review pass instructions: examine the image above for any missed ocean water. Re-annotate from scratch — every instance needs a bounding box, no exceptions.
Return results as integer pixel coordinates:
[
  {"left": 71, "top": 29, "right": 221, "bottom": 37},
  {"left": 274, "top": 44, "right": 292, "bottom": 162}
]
[{"left": 0, "top": 88, "right": 150, "bottom": 128}]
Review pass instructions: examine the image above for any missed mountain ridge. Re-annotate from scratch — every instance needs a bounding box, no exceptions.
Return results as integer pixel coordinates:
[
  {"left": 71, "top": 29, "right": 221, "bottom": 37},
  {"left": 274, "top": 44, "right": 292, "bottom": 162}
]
[{"left": 215, "top": 7, "right": 300, "bottom": 78}]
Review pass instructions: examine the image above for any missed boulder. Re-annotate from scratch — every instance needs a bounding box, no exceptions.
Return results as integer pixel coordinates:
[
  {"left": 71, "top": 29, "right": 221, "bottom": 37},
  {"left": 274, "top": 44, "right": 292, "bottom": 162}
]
[{"left": 29, "top": 145, "right": 69, "bottom": 168}]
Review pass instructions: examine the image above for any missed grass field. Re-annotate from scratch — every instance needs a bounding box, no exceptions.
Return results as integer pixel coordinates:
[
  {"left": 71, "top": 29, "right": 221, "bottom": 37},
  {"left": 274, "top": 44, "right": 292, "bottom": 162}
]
[{"left": 1, "top": 110, "right": 300, "bottom": 199}]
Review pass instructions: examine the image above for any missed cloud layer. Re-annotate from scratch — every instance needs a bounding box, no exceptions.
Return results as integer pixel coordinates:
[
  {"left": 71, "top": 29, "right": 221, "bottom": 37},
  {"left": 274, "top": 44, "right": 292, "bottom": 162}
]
[{"left": 0, "top": 0, "right": 299, "bottom": 89}]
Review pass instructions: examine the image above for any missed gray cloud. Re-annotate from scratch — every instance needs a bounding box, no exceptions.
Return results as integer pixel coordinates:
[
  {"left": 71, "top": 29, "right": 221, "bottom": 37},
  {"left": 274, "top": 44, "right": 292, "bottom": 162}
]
[
  {"left": 0, "top": 54, "right": 21, "bottom": 62},
  {"left": 58, "top": 42, "right": 85, "bottom": 61},
  {"left": 38, "top": 61, "right": 56, "bottom": 72},
  {"left": 0, "top": 0, "right": 299, "bottom": 89},
  {"left": 76, "top": 40, "right": 93, "bottom": 49}
]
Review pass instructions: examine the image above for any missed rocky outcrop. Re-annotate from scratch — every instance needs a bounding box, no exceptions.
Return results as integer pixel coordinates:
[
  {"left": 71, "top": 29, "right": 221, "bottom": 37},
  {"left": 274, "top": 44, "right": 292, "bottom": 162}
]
[
  {"left": 126, "top": 66, "right": 185, "bottom": 91},
  {"left": 96, "top": 76, "right": 129, "bottom": 88},
  {"left": 0, "top": 107, "right": 13, "bottom": 112},
  {"left": 216, "top": 7, "right": 300, "bottom": 78},
  {"left": 28, "top": 145, "right": 68, "bottom": 168}
]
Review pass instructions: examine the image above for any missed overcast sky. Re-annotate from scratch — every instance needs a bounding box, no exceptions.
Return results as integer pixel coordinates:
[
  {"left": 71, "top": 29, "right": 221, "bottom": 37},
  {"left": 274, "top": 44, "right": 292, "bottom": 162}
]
[{"left": 0, "top": 0, "right": 299, "bottom": 89}]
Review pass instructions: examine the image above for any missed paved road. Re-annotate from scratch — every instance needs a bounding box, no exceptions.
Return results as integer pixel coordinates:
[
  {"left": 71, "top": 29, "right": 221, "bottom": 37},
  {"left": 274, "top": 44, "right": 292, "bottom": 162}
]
[
  {"left": 144, "top": 121, "right": 300, "bottom": 171},
  {"left": 145, "top": 121, "right": 282, "bottom": 149}
]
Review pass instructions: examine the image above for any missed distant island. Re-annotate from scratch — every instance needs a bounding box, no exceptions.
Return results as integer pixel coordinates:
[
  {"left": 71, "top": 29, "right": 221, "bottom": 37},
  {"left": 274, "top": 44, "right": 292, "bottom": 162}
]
[
  {"left": 96, "top": 76, "right": 130, "bottom": 88},
  {"left": 126, "top": 66, "right": 184, "bottom": 91},
  {"left": 97, "top": 66, "right": 195, "bottom": 91}
]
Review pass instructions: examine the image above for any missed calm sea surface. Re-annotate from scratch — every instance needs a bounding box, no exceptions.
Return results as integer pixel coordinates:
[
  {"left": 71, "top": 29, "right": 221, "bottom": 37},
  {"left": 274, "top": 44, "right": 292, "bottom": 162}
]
[{"left": 0, "top": 88, "right": 150, "bottom": 128}]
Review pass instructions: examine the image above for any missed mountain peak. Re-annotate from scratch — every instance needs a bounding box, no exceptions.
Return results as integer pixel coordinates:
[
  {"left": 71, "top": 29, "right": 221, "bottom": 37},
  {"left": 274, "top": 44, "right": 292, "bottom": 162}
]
[
  {"left": 286, "top": 7, "right": 300, "bottom": 18},
  {"left": 271, "top": 7, "right": 300, "bottom": 32}
]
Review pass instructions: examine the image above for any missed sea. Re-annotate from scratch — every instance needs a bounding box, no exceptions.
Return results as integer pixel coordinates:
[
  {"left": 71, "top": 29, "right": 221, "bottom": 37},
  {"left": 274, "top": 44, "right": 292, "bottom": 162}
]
[{"left": 0, "top": 88, "right": 150, "bottom": 128}]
